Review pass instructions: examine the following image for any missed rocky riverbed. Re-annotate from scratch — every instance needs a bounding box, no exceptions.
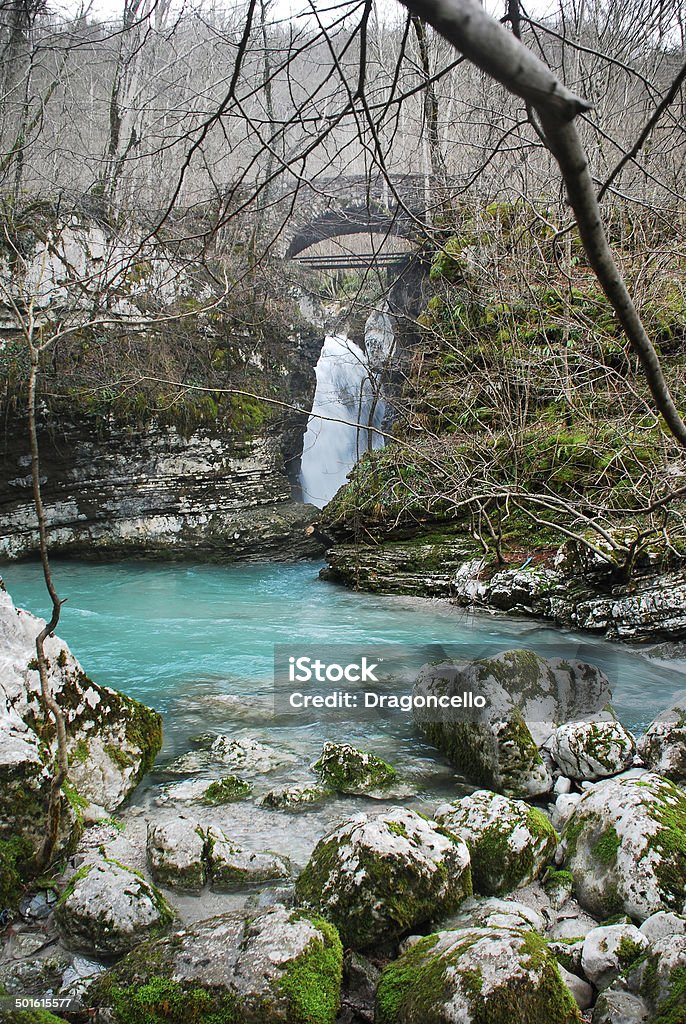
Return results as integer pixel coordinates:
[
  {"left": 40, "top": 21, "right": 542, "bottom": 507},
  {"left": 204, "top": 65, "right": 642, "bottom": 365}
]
[{"left": 2, "top": 589, "right": 686, "bottom": 1024}]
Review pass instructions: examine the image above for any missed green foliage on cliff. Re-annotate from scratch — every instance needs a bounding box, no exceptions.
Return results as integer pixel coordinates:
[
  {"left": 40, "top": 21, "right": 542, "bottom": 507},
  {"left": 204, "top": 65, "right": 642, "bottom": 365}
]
[{"left": 324, "top": 201, "right": 686, "bottom": 580}]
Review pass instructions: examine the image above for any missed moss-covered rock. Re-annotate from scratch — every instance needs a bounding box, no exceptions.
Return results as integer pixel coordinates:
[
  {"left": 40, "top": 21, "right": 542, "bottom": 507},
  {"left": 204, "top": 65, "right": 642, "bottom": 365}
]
[
  {"left": 580, "top": 923, "right": 650, "bottom": 990},
  {"left": 146, "top": 818, "right": 207, "bottom": 892},
  {"left": 435, "top": 789, "right": 558, "bottom": 895},
  {"left": 375, "top": 926, "right": 581, "bottom": 1023},
  {"left": 548, "top": 719, "right": 636, "bottom": 781},
  {"left": 0, "top": 586, "right": 162, "bottom": 873},
  {"left": 623, "top": 934, "right": 686, "bottom": 1024},
  {"left": 201, "top": 775, "right": 252, "bottom": 804},
  {"left": 638, "top": 696, "right": 686, "bottom": 782},
  {"left": 207, "top": 828, "right": 292, "bottom": 891},
  {"left": 259, "top": 784, "right": 330, "bottom": 811},
  {"left": 413, "top": 650, "right": 609, "bottom": 799},
  {"left": 54, "top": 858, "right": 175, "bottom": 956},
  {"left": 311, "top": 742, "right": 397, "bottom": 795},
  {"left": 561, "top": 773, "right": 686, "bottom": 921},
  {"left": 88, "top": 904, "right": 343, "bottom": 1024},
  {"left": 294, "top": 806, "right": 472, "bottom": 951}
]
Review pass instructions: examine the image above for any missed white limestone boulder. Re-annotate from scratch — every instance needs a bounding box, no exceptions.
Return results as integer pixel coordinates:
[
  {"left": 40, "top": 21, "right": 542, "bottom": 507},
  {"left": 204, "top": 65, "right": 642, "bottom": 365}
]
[
  {"left": 561, "top": 773, "right": 686, "bottom": 921},
  {"left": 54, "top": 859, "right": 174, "bottom": 956},
  {"left": 548, "top": 720, "right": 636, "bottom": 781},
  {"left": 434, "top": 789, "right": 557, "bottom": 895},
  {"left": 294, "top": 807, "right": 472, "bottom": 950}
]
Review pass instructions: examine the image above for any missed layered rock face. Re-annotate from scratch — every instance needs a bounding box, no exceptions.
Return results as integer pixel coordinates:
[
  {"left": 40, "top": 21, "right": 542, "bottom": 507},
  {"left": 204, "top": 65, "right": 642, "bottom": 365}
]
[{"left": 0, "top": 415, "right": 323, "bottom": 562}]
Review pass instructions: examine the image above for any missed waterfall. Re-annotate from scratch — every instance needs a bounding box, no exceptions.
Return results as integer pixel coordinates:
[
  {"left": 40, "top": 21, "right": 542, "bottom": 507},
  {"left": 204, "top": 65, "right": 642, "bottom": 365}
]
[{"left": 299, "top": 333, "right": 386, "bottom": 508}]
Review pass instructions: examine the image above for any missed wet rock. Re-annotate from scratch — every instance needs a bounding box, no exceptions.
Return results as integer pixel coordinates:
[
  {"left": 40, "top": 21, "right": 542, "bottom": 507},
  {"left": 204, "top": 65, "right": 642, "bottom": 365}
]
[
  {"left": 0, "top": 586, "right": 162, "bottom": 865},
  {"left": 375, "top": 927, "right": 581, "bottom": 1023},
  {"left": 434, "top": 789, "right": 558, "bottom": 895},
  {"left": 560, "top": 773, "right": 686, "bottom": 921},
  {"left": 60, "top": 956, "right": 107, "bottom": 999},
  {"left": 54, "top": 859, "right": 174, "bottom": 956},
  {"left": 259, "top": 784, "right": 329, "bottom": 810},
  {"left": 580, "top": 924, "right": 649, "bottom": 990},
  {"left": 413, "top": 649, "right": 611, "bottom": 799},
  {"left": 208, "top": 829, "right": 292, "bottom": 891},
  {"left": 0, "top": 942, "right": 71, "bottom": 997},
  {"left": 312, "top": 742, "right": 397, "bottom": 795},
  {"left": 295, "top": 806, "right": 472, "bottom": 951},
  {"left": 146, "top": 818, "right": 207, "bottom": 892},
  {"left": 201, "top": 775, "right": 252, "bottom": 804},
  {"left": 165, "top": 735, "right": 298, "bottom": 776},
  {"left": 548, "top": 720, "right": 636, "bottom": 782},
  {"left": 637, "top": 694, "right": 686, "bottom": 781},
  {"left": 89, "top": 904, "right": 343, "bottom": 1024}
]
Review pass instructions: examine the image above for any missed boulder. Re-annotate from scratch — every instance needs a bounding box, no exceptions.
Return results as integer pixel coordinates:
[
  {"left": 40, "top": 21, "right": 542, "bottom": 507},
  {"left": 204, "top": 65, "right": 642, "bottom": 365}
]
[
  {"left": 0, "top": 586, "right": 162, "bottom": 866},
  {"left": 592, "top": 990, "right": 650, "bottom": 1024},
  {"left": 413, "top": 649, "right": 611, "bottom": 799},
  {"left": 434, "top": 789, "right": 558, "bottom": 895},
  {"left": 437, "top": 895, "right": 545, "bottom": 933},
  {"left": 295, "top": 807, "right": 472, "bottom": 950},
  {"left": 638, "top": 694, "right": 686, "bottom": 781},
  {"left": 558, "top": 965, "right": 593, "bottom": 1011},
  {"left": 259, "top": 784, "right": 329, "bottom": 810},
  {"left": 208, "top": 829, "right": 292, "bottom": 890},
  {"left": 165, "top": 735, "right": 298, "bottom": 776},
  {"left": 89, "top": 904, "right": 343, "bottom": 1024},
  {"left": 548, "top": 720, "right": 636, "bottom": 781},
  {"left": 312, "top": 742, "right": 396, "bottom": 795},
  {"left": 375, "top": 927, "right": 581, "bottom": 1023},
  {"left": 580, "top": 924, "right": 649, "bottom": 990},
  {"left": 147, "top": 818, "right": 207, "bottom": 891},
  {"left": 639, "top": 910, "right": 686, "bottom": 944},
  {"left": 54, "top": 859, "right": 174, "bottom": 956},
  {"left": 561, "top": 773, "right": 686, "bottom": 921},
  {"left": 551, "top": 792, "right": 582, "bottom": 831},
  {"left": 201, "top": 775, "right": 252, "bottom": 804},
  {"left": 624, "top": 934, "right": 686, "bottom": 1021}
]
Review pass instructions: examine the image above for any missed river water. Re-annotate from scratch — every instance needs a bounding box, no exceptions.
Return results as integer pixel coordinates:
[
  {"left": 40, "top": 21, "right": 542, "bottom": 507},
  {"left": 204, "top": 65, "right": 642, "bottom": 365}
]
[{"left": 3, "top": 557, "right": 685, "bottom": 870}]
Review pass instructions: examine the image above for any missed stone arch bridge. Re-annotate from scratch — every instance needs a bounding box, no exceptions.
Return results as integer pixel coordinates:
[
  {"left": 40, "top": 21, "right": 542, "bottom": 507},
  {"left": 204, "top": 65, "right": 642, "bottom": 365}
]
[{"left": 279, "top": 173, "right": 429, "bottom": 267}]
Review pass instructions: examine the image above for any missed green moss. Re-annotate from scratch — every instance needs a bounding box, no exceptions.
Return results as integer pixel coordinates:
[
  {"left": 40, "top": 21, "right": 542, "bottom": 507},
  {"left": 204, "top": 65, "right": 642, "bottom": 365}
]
[
  {"left": 56, "top": 864, "right": 92, "bottom": 906},
  {"left": 376, "top": 934, "right": 442, "bottom": 1023},
  {"left": 654, "top": 965, "right": 686, "bottom": 1024},
  {"left": 387, "top": 822, "right": 408, "bottom": 838},
  {"left": 642, "top": 779, "right": 686, "bottom": 909},
  {"left": 0, "top": 835, "right": 32, "bottom": 909},
  {"left": 593, "top": 825, "right": 621, "bottom": 866},
  {"left": 376, "top": 930, "right": 580, "bottom": 1024},
  {"left": 201, "top": 776, "right": 252, "bottom": 805},
  {"left": 312, "top": 744, "right": 397, "bottom": 794},
  {"left": 107, "top": 976, "right": 241, "bottom": 1024},
  {"left": 122, "top": 700, "right": 163, "bottom": 778},
  {"left": 543, "top": 869, "right": 574, "bottom": 897},
  {"left": 616, "top": 936, "right": 647, "bottom": 971},
  {"left": 61, "top": 778, "right": 88, "bottom": 823},
  {"left": 69, "top": 738, "right": 90, "bottom": 765},
  {"left": 104, "top": 744, "right": 135, "bottom": 770},
  {"left": 277, "top": 913, "right": 343, "bottom": 1024}
]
